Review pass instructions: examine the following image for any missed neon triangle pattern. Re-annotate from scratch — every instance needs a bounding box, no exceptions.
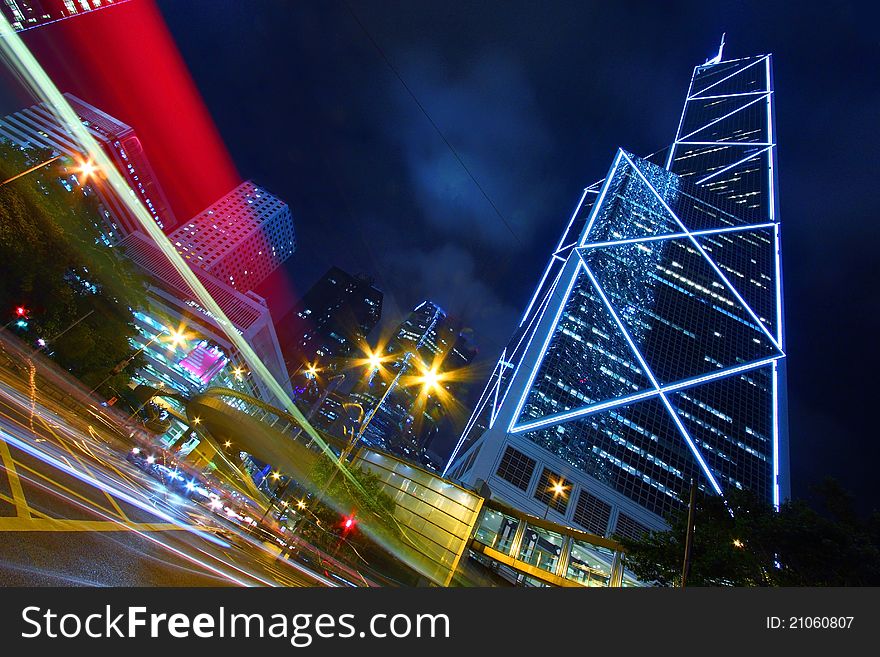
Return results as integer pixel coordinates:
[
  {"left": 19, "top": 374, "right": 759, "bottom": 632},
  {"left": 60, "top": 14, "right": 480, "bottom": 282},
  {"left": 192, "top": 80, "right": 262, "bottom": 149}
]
[{"left": 445, "top": 49, "right": 787, "bottom": 533}]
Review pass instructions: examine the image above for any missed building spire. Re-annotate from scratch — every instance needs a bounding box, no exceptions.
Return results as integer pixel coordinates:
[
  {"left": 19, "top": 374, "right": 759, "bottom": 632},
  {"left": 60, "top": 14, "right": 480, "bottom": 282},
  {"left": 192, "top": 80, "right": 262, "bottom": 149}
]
[{"left": 704, "top": 32, "right": 726, "bottom": 65}]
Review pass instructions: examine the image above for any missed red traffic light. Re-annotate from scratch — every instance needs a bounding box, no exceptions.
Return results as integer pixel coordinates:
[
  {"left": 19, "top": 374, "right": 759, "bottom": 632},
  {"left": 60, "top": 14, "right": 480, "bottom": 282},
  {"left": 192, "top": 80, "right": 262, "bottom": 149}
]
[
  {"left": 342, "top": 514, "right": 356, "bottom": 531},
  {"left": 15, "top": 306, "right": 28, "bottom": 317}
]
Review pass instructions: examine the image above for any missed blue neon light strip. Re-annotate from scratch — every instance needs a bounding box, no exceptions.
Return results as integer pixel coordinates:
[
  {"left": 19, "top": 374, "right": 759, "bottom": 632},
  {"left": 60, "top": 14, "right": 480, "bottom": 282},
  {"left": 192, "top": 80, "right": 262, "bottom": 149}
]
[
  {"left": 695, "top": 146, "right": 771, "bottom": 185},
  {"left": 580, "top": 221, "right": 776, "bottom": 250},
  {"left": 495, "top": 261, "right": 568, "bottom": 418},
  {"left": 677, "top": 93, "right": 770, "bottom": 142},
  {"left": 580, "top": 257, "right": 723, "bottom": 495},
  {"left": 688, "top": 91, "right": 772, "bottom": 101},
  {"left": 675, "top": 141, "right": 773, "bottom": 147},
  {"left": 687, "top": 56, "right": 768, "bottom": 99},
  {"left": 446, "top": 355, "right": 502, "bottom": 467},
  {"left": 511, "top": 355, "right": 780, "bottom": 434},
  {"left": 506, "top": 256, "right": 584, "bottom": 433},
  {"left": 667, "top": 66, "right": 698, "bottom": 170},
  {"left": 554, "top": 187, "right": 590, "bottom": 252},
  {"left": 772, "top": 360, "right": 780, "bottom": 509},
  {"left": 579, "top": 150, "right": 624, "bottom": 246},
  {"left": 621, "top": 151, "right": 783, "bottom": 354}
]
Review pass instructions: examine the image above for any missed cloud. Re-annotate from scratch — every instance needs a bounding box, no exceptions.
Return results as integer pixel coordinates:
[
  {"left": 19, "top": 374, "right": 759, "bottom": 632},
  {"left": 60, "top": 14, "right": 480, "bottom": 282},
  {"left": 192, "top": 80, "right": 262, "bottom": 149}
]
[
  {"left": 380, "top": 243, "right": 519, "bottom": 357},
  {"left": 386, "top": 49, "right": 561, "bottom": 249}
]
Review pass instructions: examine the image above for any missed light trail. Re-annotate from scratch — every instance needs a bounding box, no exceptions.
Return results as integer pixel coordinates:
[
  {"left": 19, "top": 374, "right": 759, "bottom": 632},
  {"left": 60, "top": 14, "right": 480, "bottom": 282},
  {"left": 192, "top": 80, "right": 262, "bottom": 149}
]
[
  {"left": 0, "top": 12, "right": 368, "bottom": 500},
  {"left": 0, "top": 357, "right": 337, "bottom": 587},
  {"left": 0, "top": 14, "right": 431, "bottom": 583}
]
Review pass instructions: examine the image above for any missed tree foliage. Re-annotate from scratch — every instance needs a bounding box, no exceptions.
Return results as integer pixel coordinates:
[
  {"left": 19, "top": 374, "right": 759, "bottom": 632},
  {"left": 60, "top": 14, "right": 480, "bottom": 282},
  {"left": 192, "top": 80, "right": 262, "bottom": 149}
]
[
  {"left": 0, "top": 142, "right": 147, "bottom": 395},
  {"left": 618, "top": 479, "right": 880, "bottom": 586},
  {"left": 297, "top": 453, "right": 399, "bottom": 560}
]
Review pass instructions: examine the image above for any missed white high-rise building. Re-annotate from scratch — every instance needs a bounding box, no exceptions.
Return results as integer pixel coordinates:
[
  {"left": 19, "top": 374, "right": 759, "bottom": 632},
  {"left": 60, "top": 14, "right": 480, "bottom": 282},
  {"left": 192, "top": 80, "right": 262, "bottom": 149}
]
[
  {"left": 0, "top": 92, "right": 177, "bottom": 239},
  {"left": 168, "top": 181, "right": 295, "bottom": 292}
]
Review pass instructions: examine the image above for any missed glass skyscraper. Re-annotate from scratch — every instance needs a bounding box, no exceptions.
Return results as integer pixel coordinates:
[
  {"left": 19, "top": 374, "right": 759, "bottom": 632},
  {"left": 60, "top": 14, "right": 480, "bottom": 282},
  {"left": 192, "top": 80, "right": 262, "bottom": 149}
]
[{"left": 445, "top": 47, "right": 787, "bottom": 539}]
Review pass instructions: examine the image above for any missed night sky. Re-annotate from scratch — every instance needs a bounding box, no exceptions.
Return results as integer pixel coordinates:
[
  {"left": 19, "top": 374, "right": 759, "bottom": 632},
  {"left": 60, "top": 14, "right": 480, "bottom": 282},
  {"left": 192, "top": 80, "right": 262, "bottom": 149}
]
[{"left": 7, "top": 1, "right": 879, "bottom": 512}]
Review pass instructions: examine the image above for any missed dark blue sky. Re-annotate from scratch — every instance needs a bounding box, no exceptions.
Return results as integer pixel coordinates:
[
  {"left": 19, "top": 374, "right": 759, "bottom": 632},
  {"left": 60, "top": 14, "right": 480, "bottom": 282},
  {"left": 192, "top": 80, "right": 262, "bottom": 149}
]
[{"left": 154, "top": 1, "right": 878, "bottom": 511}]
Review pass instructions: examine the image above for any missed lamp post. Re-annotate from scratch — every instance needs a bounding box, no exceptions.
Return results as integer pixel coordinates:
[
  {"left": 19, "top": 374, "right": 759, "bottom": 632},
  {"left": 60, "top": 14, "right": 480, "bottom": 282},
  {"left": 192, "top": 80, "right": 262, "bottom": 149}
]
[
  {"left": 340, "top": 350, "right": 443, "bottom": 462},
  {"left": 543, "top": 479, "right": 569, "bottom": 520},
  {"left": 312, "top": 352, "right": 439, "bottom": 506},
  {"left": 0, "top": 153, "right": 62, "bottom": 187}
]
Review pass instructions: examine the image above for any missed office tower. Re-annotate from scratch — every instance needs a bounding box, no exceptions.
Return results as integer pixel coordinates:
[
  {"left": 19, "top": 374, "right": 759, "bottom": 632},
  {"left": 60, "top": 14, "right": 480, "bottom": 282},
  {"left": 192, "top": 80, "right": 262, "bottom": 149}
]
[
  {"left": 445, "top": 46, "right": 787, "bottom": 539},
  {"left": 275, "top": 265, "right": 383, "bottom": 375},
  {"left": 0, "top": 92, "right": 176, "bottom": 237},
  {"left": 355, "top": 301, "right": 476, "bottom": 468},
  {"left": 168, "top": 181, "right": 295, "bottom": 293},
  {"left": 121, "top": 231, "right": 290, "bottom": 405},
  {"left": 1, "top": 1, "right": 132, "bottom": 32}
]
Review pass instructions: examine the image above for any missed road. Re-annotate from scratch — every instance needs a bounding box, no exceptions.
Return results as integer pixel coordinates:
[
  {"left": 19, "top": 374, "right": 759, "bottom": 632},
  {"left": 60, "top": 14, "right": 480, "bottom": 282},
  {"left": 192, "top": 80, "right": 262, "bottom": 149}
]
[{"left": 0, "top": 332, "right": 338, "bottom": 587}]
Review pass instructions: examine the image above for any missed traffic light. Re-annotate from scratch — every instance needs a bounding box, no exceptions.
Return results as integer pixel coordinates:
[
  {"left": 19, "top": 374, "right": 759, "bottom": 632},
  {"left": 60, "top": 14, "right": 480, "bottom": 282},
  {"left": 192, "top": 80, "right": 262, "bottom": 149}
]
[
  {"left": 15, "top": 306, "right": 28, "bottom": 317},
  {"left": 341, "top": 513, "right": 356, "bottom": 534}
]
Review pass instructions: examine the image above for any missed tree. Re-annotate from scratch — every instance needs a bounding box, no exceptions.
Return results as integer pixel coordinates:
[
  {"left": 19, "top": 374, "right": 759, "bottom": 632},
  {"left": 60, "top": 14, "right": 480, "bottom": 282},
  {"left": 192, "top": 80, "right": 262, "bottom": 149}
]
[
  {"left": 297, "top": 453, "right": 398, "bottom": 562},
  {"left": 618, "top": 479, "right": 880, "bottom": 586},
  {"left": 0, "top": 142, "right": 147, "bottom": 396}
]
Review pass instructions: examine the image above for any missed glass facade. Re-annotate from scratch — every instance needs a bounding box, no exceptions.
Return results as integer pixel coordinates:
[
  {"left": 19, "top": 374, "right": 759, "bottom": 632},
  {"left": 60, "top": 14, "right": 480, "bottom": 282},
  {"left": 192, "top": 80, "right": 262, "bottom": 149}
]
[
  {"left": 469, "top": 501, "right": 634, "bottom": 587},
  {"left": 447, "top": 50, "right": 785, "bottom": 533},
  {"left": 353, "top": 450, "right": 483, "bottom": 586}
]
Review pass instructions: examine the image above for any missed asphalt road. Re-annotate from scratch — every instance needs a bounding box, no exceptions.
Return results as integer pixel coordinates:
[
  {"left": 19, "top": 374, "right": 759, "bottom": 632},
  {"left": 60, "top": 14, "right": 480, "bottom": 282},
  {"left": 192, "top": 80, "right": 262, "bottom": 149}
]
[{"left": 0, "top": 332, "right": 337, "bottom": 587}]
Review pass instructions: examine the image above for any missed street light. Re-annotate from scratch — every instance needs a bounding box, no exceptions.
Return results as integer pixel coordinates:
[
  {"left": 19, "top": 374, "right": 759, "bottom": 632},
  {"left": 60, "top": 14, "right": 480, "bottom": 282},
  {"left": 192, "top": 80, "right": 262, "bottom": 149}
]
[
  {"left": 543, "top": 478, "right": 570, "bottom": 519},
  {"left": 367, "top": 351, "right": 383, "bottom": 370},
  {"left": 337, "top": 353, "right": 440, "bottom": 463},
  {"left": 167, "top": 327, "right": 189, "bottom": 350},
  {"left": 0, "top": 153, "right": 62, "bottom": 187},
  {"left": 75, "top": 158, "right": 97, "bottom": 182}
]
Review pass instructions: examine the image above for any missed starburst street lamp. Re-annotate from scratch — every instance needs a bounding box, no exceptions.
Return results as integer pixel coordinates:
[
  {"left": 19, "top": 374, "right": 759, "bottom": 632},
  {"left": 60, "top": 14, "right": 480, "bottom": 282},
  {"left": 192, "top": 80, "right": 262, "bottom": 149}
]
[
  {"left": 367, "top": 350, "right": 383, "bottom": 370},
  {"left": 74, "top": 157, "right": 97, "bottom": 182},
  {"left": 543, "top": 478, "right": 570, "bottom": 519},
  {"left": 166, "top": 325, "right": 190, "bottom": 350},
  {"left": 416, "top": 367, "right": 441, "bottom": 392}
]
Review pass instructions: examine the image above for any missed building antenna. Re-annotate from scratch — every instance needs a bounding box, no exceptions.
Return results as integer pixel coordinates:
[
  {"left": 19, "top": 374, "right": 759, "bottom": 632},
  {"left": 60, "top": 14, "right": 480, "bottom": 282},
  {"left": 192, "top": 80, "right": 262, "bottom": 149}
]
[{"left": 704, "top": 32, "right": 726, "bottom": 65}]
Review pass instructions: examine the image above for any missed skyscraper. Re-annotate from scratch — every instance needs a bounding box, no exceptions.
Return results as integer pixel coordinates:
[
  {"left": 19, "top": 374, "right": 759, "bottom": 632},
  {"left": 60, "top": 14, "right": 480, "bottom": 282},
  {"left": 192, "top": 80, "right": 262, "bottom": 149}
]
[
  {"left": 354, "top": 301, "right": 476, "bottom": 469},
  {"left": 1, "top": 1, "right": 132, "bottom": 32},
  {"left": 445, "top": 46, "right": 787, "bottom": 540},
  {"left": 122, "top": 231, "right": 291, "bottom": 404},
  {"left": 275, "top": 265, "right": 383, "bottom": 375},
  {"left": 0, "top": 92, "right": 177, "bottom": 237},
  {"left": 168, "top": 181, "right": 295, "bottom": 292}
]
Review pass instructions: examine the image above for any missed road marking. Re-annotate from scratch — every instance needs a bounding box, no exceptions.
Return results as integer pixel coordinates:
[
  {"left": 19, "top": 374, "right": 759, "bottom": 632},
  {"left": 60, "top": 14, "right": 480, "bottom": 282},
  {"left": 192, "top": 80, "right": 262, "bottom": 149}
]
[
  {"left": 14, "top": 457, "right": 120, "bottom": 518},
  {"left": 37, "top": 415, "right": 130, "bottom": 522},
  {"left": 0, "top": 516, "right": 184, "bottom": 532},
  {"left": 0, "top": 437, "right": 29, "bottom": 518}
]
